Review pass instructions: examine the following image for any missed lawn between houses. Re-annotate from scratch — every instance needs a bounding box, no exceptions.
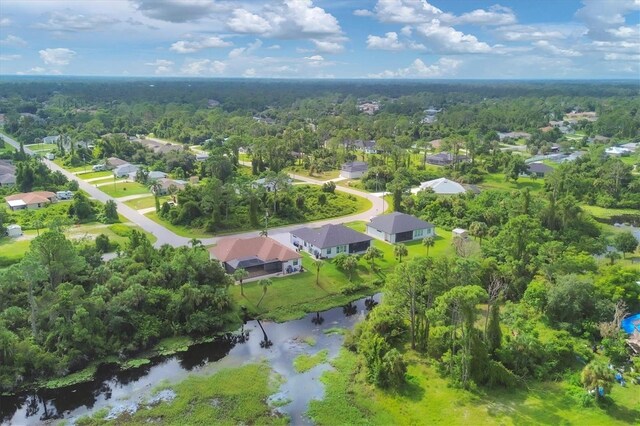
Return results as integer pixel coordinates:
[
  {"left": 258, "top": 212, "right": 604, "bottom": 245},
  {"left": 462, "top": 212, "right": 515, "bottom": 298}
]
[{"left": 231, "top": 222, "right": 455, "bottom": 322}]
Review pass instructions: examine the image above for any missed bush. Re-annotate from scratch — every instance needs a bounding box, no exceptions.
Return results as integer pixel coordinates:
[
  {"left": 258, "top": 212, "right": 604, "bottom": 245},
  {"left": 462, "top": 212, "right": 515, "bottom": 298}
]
[
  {"left": 108, "top": 223, "right": 132, "bottom": 237},
  {"left": 95, "top": 234, "right": 111, "bottom": 253},
  {"left": 322, "top": 181, "right": 336, "bottom": 193}
]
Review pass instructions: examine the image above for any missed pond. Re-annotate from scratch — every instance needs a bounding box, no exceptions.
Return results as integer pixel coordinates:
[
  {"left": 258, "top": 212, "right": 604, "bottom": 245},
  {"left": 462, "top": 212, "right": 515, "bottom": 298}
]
[{"left": 0, "top": 294, "right": 381, "bottom": 425}]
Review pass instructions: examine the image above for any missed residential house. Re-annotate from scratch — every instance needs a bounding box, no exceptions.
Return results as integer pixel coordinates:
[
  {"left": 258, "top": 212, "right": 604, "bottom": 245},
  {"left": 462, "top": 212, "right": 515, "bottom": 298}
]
[
  {"left": 209, "top": 236, "right": 301, "bottom": 277},
  {"left": 252, "top": 177, "right": 292, "bottom": 192},
  {"left": 106, "top": 157, "right": 128, "bottom": 169},
  {"left": 195, "top": 152, "right": 209, "bottom": 162},
  {"left": 352, "top": 140, "right": 379, "bottom": 154},
  {"left": 151, "top": 178, "right": 186, "bottom": 195},
  {"left": 5, "top": 191, "right": 57, "bottom": 211},
  {"left": 147, "top": 171, "right": 168, "bottom": 180},
  {"left": 417, "top": 177, "right": 466, "bottom": 195},
  {"left": 43, "top": 135, "right": 60, "bottom": 144},
  {"left": 139, "top": 138, "right": 184, "bottom": 154},
  {"left": 497, "top": 131, "right": 532, "bottom": 141},
  {"left": 291, "top": 224, "right": 373, "bottom": 259},
  {"left": 358, "top": 101, "right": 380, "bottom": 115},
  {"left": 428, "top": 139, "right": 443, "bottom": 150},
  {"left": 620, "top": 142, "right": 639, "bottom": 152},
  {"left": 0, "top": 160, "right": 16, "bottom": 187},
  {"left": 605, "top": 147, "right": 632, "bottom": 157},
  {"left": 366, "top": 212, "right": 435, "bottom": 243},
  {"left": 340, "top": 161, "right": 368, "bottom": 179},
  {"left": 425, "top": 152, "right": 469, "bottom": 166},
  {"left": 526, "top": 162, "right": 554, "bottom": 178},
  {"left": 113, "top": 163, "right": 139, "bottom": 178}
]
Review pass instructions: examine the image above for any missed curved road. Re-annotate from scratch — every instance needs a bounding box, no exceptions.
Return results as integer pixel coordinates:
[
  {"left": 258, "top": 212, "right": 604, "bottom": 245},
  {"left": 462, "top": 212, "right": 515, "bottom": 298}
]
[{"left": 1, "top": 132, "right": 384, "bottom": 247}]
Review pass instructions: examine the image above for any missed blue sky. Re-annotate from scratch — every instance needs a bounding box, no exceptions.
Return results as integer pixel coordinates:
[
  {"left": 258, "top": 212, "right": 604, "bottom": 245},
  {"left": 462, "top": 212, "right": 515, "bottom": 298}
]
[{"left": 0, "top": 0, "right": 638, "bottom": 79}]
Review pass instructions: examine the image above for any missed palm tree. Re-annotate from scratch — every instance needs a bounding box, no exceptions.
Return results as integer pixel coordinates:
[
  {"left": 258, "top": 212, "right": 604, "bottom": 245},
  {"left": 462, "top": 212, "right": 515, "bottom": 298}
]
[
  {"left": 256, "top": 278, "right": 272, "bottom": 307},
  {"left": 394, "top": 243, "right": 408, "bottom": 263},
  {"left": 233, "top": 268, "right": 249, "bottom": 296},
  {"left": 605, "top": 250, "right": 621, "bottom": 265},
  {"left": 312, "top": 259, "right": 324, "bottom": 286},
  {"left": 422, "top": 236, "right": 435, "bottom": 256},
  {"left": 581, "top": 361, "right": 614, "bottom": 401},
  {"left": 363, "top": 246, "right": 383, "bottom": 272}
]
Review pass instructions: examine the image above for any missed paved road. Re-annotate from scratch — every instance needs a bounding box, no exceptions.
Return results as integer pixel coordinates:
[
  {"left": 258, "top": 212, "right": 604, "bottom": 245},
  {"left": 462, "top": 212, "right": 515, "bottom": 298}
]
[{"left": 2, "top": 132, "right": 384, "bottom": 247}]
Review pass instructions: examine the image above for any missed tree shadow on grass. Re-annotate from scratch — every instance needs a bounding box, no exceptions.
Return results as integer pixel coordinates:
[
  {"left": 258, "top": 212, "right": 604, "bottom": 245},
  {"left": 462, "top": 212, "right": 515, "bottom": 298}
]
[{"left": 603, "top": 399, "right": 640, "bottom": 424}]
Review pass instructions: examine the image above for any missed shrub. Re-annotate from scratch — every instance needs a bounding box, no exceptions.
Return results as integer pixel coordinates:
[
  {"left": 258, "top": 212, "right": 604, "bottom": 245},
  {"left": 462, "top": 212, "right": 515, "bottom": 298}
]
[{"left": 109, "top": 223, "right": 132, "bottom": 237}]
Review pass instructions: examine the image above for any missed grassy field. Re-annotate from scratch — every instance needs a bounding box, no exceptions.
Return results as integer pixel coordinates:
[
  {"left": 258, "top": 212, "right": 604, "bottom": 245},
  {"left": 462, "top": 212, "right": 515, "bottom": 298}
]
[
  {"left": 124, "top": 195, "right": 169, "bottom": 210},
  {"left": 52, "top": 158, "right": 91, "bottom": 173},
  {"left": 308, "top": 349, "right": 640, "bottom": 426},
  {"left": 77, "top": 170, "right": 113, "bottom": 180},
  {"left": 288, "top": 166, "right": 341, "bottom": 180},
  {"left": 25, "top": 143, "right": 56, "bottom": 153},
  {"left": 76, "top": 362, "right": 287, "bottom": 425},
  {"left": 232, "top": 223, "right": 455, "bottom": 322},
  {"left": 99, "top": 181, "right": 150, "bottom": 198},
  {"left": 581, "top": 205, "right": 640, "bottom": 220},
  {"left": 0, "top": 231, "right": 34, "bottom": 267},
  {"left": 145, "top": 212, "right": 212, "bottom": 238},
  {"left": 479, "top": 173, "right": 545, "bottom": 193}
]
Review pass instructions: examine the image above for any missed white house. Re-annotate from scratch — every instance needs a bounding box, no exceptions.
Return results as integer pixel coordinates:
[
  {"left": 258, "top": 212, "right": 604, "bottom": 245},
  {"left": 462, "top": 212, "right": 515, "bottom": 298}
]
[
  {"left": 605, "top": 147, "right": 632, "bottom": 157},
  {"left": 43, "top": 135, "right": 60, "bottom": 144},
  {"left": 366, "top": 212, "right": 436, "bottom": 243},
  {"left": 417, "top": 178, "right": 466, "bottom": 195},
  {"left": 291, "top": 224, "right": 373, "bottom": 259},
  {"left": 340, "top": 161, "right": 368, "bottom": 179},
  {"left": 252, "top": 177, "right": 292, "bottom": 192},
  {"left": 113, "top": 163, "right": 139, "bottom": 178},
  {"left": 452, "top": 228, "right": 469, "bottom": 239}
]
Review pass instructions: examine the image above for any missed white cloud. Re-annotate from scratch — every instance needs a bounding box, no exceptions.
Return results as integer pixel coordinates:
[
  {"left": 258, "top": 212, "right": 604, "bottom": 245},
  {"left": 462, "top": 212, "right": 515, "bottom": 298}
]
[
  {"left": 604, "top": 52, "right": 640, "bottom": 61},
  {"left": 452, "top": 5, "right": 516, "bottom": 26},
  {"left": 370, "top": 57, "right": 461, "bottom": 78},
  {"left": 367, "top": 32, "right": 405, "bottom": 50},
  {"left": 34, "top": 11, "right": 119, "bottom": 31},
  {"left": 576, "top": 0, "right": 640, "bottom": 40},
  {"left": 0, "top": 35, "right": 27, "bottom": 47},
  {"left": 39, "top": 48, "right": 76, "bottom": 66},
  {"left": 373, "top": 0, "right": 444, "bottom": 24},
  {"left": 494, "top": 24, "right": 585, "bottom": 41},
  {"left": 0, "top": 54, "right": 21, "bottom": 61},
  {"left": 353, "top": 9, "right": 374, "bottom": 17},
  {"left": 16, "top": 67, "right": 47, "bottom": 75},
  {"left": 131, "top": 0, "right": 219, "bottom": 23},
  {"left": 533, "top": 40, "right": 582, "bottom": 57},
  {"left": 0, "top": 18, "right": 11, "bottom": 27},
  {"left": 228, "top": 39, "right": 263, "bottom": 58},
  {"left": 311, "top": 38, "right": 345, "bottom": 53},
  {"left": 305, "top": 55, "right": 324, "bottom": 61},
  {"left": 170, "top": 36, "right": 233, "bottom": 53},
  {"left": 181, "top": 59, "right": 226, "bottom": 75},
  {"left": 228, "top": 9, "right": 273, "bottom": 33},
  {"left": 267, "top": 44, "right": 281, "bottom": 50},
  {"left": 415, "top": 19, "right": 491, "bottom": 53},
  {"left": 607, "top": 25, "right": 640, "bottom": 39},
  {"left": 145, "top": 59, "right": 174, "bottom": 74},
  {"left": 243, "top": 68, "right": 256, "bottom": 77}
]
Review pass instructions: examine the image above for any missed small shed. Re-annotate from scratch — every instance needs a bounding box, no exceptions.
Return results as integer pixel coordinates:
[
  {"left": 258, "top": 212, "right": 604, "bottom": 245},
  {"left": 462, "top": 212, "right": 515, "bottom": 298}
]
[
  {"left": 6, "top": 224, "right": 22, "bottom": 238},
  {"left": 452, "top": 228, "right": 468, "bottom": 239}
]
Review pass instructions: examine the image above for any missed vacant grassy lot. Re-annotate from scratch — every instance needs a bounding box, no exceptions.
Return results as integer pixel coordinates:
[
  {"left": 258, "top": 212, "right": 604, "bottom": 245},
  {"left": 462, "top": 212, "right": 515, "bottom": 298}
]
[
  {"left": 124, "top": 195, "right": 170, "bottom": 210},
  {"left": 77, "top": 170, "right": 113, "bottom": 180},
  {"left": 99, "top": 181, "right": 150, "bottom": 198},
  {"left": 145, "top": 212, "right": 212, "bottom": 238},
  {"left": 479, "top": 173, "right": 545, "bottom": 193},
  {"left": 288, "top": 166, "right": 341, "bottom": 180},
  {"left": 25, "top": 143, "right": 56, "bottom": 153},
  {"left": 308, "top": 349, "right": 640, "bottom": 426}
]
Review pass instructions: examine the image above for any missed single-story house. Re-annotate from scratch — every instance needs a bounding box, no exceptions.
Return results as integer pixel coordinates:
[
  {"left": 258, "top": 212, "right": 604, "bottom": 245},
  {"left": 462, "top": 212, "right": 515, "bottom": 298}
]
[
  {"left": 0, "top": 160, "right": 16, "bottom": 186},
  {"left": 366, "top": 212, "right": 435, "bottom": 243},
  {"left": 195, "top": 153, "right": 209, "bottom": 161},
  {"left": 43, "top": 135, "right": 60, "bottom": 144},
  {"left": 291, "top": 224, "right": 373, "bottom": 259},
  {"left": 605, "top": 147, "right": 632, "bottom": 157},
  {"left": 209, "top": 236, "right": 301, "bottom": 277},
  {"left": 452, "top": 228, "right": 469, "bottom": 239},
  {"left": 428, "top": 139, "right": 443, "bottom": 150},
  {"left": 619, "top": 142, "right": 639, "bottom": 152},
  {"left": 252, "top": 177, "right": 292, "bottom": 192},
  {"left": 354, "top": 140, "right": 379, "bottom": 154},
  {"left": 526, "top": 162, "right": 554, "bottom": 178},
  {"left": 498, "top": 131, "right": 532, "bottom": 141},
  {"left": 5, "top": 191, "right": 57, "bottom": 211},
  {"left": 6, "top": 224, "right": 22, "bottom": 238},
  {"left": 151, "top": 178, "right": 186, "bottom": 195},
  {"left": 417, "top": 178, "right": 466, "bottom": 195},
  {"left": 425, "top": 152, "right": 469, "bottom": 166},
  {"left": 147, "top": 171, "right": 168, "bottom": 180},
  {"left": 106, "top": 157, "right": 128, "bottom": 169},
  {"left": 340, "top": 161, "right": 368, "bottom": 179},
  {"left": 139, "top": 139, "right": 183, "bottom": 154},
  {"left": 113, "top": 163, "right": 139, "bottom": 178}
]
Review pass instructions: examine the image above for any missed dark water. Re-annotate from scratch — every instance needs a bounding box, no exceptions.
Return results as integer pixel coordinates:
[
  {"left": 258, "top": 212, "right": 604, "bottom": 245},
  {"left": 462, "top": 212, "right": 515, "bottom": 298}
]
[{"left": 1, "top": 294, "right": 380, "bottom": 425}]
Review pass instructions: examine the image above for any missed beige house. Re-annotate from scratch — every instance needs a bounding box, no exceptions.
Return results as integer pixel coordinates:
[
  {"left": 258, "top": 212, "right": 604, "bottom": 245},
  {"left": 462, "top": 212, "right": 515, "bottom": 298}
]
[{"left": 5, "top": 191, "right": 57, "bottom": 211}]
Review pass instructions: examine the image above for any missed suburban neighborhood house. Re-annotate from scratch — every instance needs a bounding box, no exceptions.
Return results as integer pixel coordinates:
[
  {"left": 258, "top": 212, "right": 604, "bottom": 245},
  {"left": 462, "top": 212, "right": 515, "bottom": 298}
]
[
  {"left": 0, "top": 160, "right": 16, "bottom": 186},
  {"left": 252, "top": 177, "right": 293, "bottom": 192},
  {"left": 417, "top": 177, "right": 467, "bottom": 195},
  {"left": 151, "top": 178, "right": 186, "bottom": 195},
  {"left": 340, "top": 161, "right": 368, "bottom": 179},
  {"left": 291, "top": 224, "right": 372, "bottom": 259},
  {"left": 366, "top": 212, "right": 435, "bottom": 244},
  {"left": 425, "top": 152, "right": 469, "bottom": 166},
  {"left": 526, "top": 162, "right": 554, "bottom": 178},
  {"left": 5, "top": 191, "right": 57, "bottom": 211},
  {"left": 106, "top": 157, "right": 128, "bottom": 169},
  {"left": 209, "top": 236, "right": 301, "bottom": 277}
]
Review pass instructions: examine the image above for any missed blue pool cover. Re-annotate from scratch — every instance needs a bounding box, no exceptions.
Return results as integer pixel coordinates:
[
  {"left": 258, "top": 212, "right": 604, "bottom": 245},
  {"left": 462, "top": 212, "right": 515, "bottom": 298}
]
[{"left": 621, "top": 313, "right": 640, "bottom": 334}]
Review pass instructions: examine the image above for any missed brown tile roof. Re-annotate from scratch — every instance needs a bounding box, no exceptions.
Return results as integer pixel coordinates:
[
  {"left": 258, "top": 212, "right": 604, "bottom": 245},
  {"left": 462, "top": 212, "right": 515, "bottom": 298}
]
[
  {"left": 209, "top": 236, "right": 300, "bottom": 263},
  {"left": 5, "top": 191, "right": 56, "bottom": 204}
]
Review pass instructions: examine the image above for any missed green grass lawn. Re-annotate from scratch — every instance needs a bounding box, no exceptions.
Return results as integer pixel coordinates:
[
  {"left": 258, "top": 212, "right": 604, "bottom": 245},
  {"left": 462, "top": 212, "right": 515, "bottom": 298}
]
[
  {"left": 145, "top": 212, "right": 212, "bottom": 238},
  {"left": 232, "top": 222, "right": 455, "bottom": 322},
  {"left": 0, "top": 231, "right": 35, "bottom": 267},
  {"left": 287, "top": 166, "right": 341, "bottom": 180},
  {"left": 581, "top": 205, "right": 640, "bottom": 220},
  {"left": 99, "top": 181, "right": 150, "bottom": 198},
  {"left": 124, "top": 195, "right": 169, "bottom": 210},
  {"left": 479, "top": 173, "right": 545, "bottom": 193},
  {"left": 25, "top": 143, "right": 56, "bottom": 152},
  {"left": 52, "top": 158, "right": 92, "bottom": 173},
  {"left": 308, "top": 349, "right": 640, "bottom": 426},
  {"left": 77, "top": 170, "right": 113, "bottom": 180}
]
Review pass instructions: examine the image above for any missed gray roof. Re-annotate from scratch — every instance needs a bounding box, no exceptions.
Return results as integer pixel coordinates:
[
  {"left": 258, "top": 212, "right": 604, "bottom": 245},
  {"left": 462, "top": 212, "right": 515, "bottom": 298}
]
[
  {"left": 527, "top": 163, "right": 553, "bottom": 174},
  {"left": 291, "top": 224, "right": 372, "bottom": 249},
  {"left": 341, "top": 161, "right": 368, "bottom": 172},
  {"left": 368, "top": 212, "right": 434, "bottom": 235}
]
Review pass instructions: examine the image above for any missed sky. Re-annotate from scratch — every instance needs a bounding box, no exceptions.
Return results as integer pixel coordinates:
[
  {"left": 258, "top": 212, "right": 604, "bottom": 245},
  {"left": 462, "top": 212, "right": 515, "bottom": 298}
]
[{"left": 0, "top": 0, "right": 639, "bottom": 79}]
